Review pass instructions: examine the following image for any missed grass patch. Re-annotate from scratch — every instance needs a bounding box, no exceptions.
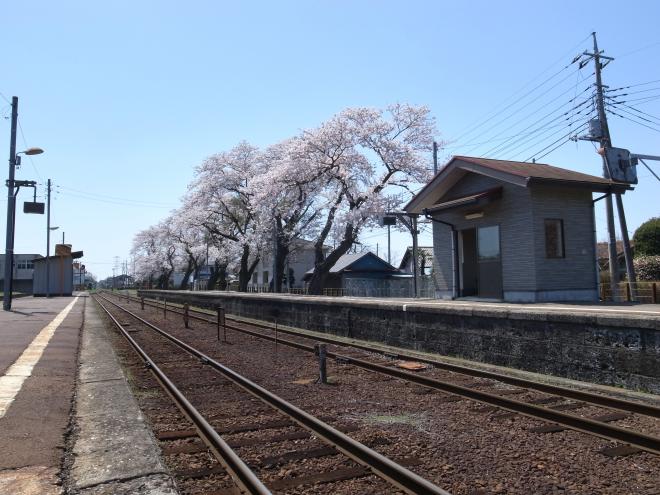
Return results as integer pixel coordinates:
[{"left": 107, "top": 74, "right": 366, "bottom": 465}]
[{"left": 362, "top": 412, "right": 424, "bottom": 427}]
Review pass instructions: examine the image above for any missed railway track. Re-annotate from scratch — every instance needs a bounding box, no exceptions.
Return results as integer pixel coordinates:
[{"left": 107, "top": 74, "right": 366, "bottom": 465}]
[
  {"left": 108, "top": 291, "right": 660, "bottom": 457},
  {"left": 94, "top": 294, "right": 450, "bottom": 495}
]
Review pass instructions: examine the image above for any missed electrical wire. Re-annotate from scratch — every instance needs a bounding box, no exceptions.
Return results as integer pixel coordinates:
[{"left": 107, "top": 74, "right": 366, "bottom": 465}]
[
  {"left": 17, "top": 118, "right": 42, "bottom": 180},
  {"left": 608, "top": 101, "right": 660, "bottom": 124},
  {"left": 505, "top": 112, "right": 592, "bottom": 161},
  {"left": 524, "top": 121, "right": 590, "bottom": 162},
  {"left": 455, "top": 67, "right": 586, "bottom": 150},
  {"left": 449, "top": 34, "right": 593, "bottom": 145},
  {"left": 56, "top": 190, "right": 179, "bottom": 209},
  {"left": 484, "top": 91, "right": 593, "bottom": 158},
  {"left": 606, "top": 108, "right": 660, "bottom": 134},
  {"left": 616, "top": 41, "right": 660, "bottom": 59},
  {"left": 56, "top": 185, "right": 178, "bottom": 207},
  {"left": 475, "top": 81, "right": 594, "bottom": 157}
]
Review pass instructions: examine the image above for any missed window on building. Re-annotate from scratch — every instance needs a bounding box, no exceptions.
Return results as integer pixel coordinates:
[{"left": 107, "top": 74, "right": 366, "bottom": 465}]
[
  {"left": 252, "top": 272, "right": 258, "bottom": 284},
  {"left": 544, "top": 219, "right": 564, "bottom": 258},
  {"left": 17, "top": 260, "right": 34, "bottom": 270},
  {"left": 262, "top": 271, "right": 269, "bottom": 284},
  {"left": 478, "top": 225, "right": 500, "bottom": 261}
]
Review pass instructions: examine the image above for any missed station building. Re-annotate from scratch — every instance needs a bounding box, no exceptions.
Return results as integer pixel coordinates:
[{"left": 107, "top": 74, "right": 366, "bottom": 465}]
[
  {"left": 405, "top": 156, "right": 632, "bottom": 302},
  {"left": 0, "top": 253, "right": 41, "bottom": 294}
]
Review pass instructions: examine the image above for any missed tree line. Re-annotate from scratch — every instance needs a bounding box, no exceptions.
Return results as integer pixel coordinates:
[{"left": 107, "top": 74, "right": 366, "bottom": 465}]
[{"left": 131, "top": 104, "right": 438, "bottom": 294}]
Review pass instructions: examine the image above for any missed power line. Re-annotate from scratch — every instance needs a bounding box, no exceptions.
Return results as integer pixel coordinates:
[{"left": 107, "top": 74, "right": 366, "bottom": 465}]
[
  {"left": 455, "top": 67, "right": 585, "bottom": 150},
  {"left": 474, "top": 79, "right": 593, "bottom": 157},
  {"left": 16, "top": 117, "right": 42, "bottom": 180},
  {"left": 616, "top": 40, "right": 660, "bottom": 59},
  {"left": 483, "top": 89, "right": 593, "bottom": 157},
  {"left": 606, "top": 107, "right": 660, "bottom": 134},
  {"left": 57, "top": 185, "right": 177, "bottom": 207},
  {"left": 448, "top": 34, "right": 593, "bottom": 145},
  {"left": 524, "top": 121, "right": 590, "bottom": 162},
  {"left": 56, "top": 190, "right": 179, "bottom": 208},
  {"left": 607, "top": 101, "right": 660, "bottom": 124},
  {"left": 605, "top": 78, "right": 660, "bottom": 92}
]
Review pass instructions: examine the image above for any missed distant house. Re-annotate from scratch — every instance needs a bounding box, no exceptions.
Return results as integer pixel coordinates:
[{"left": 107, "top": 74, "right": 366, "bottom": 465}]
[
  {"left": 398, "top": 246, "right": 434, "bottom": 276},
  {"left": 405, "top": 156, "right": 632, "bottom": 302},
  {"left": 303, "top": 251, "right": 410, "bottom": 296},
  {"left": 596, "top": 241, "right": 634, "bottom": 273},
  {"left": 250, "top": 239, "right": 330, "bottom": 289},
  {"left": 0, "top": 253, "right": 41, "bottom": 294}
]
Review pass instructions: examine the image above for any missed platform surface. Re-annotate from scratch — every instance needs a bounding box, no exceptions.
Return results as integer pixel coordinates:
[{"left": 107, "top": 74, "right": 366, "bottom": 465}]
[
  {"left": 0, "top": 295, "right": 176, "bottom": 495},
  {"left": 0, "top": 295, "right": 83, "bottom": 494}
]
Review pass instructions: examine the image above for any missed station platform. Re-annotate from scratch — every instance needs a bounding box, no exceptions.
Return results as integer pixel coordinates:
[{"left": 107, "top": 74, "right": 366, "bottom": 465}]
[{"left": 0, "top": 294, "right": 176, "bottom": 495}]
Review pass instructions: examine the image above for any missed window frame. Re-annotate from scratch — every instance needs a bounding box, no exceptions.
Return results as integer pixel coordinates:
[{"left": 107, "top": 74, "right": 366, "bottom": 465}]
[{"left": 544, "top": 218, "right": 565, "bottom": 259}]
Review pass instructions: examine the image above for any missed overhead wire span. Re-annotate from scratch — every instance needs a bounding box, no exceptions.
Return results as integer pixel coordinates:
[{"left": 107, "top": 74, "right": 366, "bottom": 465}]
[
  {"left": 56, "top": 189, "right": 179, "bottom": 209},
  {"left": 449, "top": 34, "right": 593, "bottom": 145},
  {"left": 455, "top": 67, "right": 586, "bottom": 150},
  {"left": 500, "top": 115, "right": 592, "bottom": 161},
  {"left": 607, "top": 101, "right": 660, "bottom": 124},
  {"left": 523, "top": 121, "right": 590, "bottom": 162},
  {"left": 604, "top": 108, "right": 660, "bottom": 134},
  {"left": 17, "top": 118, "right": 42, "bottom": 180},
  {"left": 495, "top": 100, "right": 595, "bottom": 160},
  {"left": 474, "top": 80, "right": 594, "bottom": 157},
  {"left": 483, "top": 90, "right": 594, "bottom": 158}
]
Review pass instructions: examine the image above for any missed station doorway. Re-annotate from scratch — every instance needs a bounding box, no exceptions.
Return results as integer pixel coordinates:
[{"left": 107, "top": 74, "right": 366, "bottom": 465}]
[{"left": 459, "top": 226, "right": 502, "bottom": 299}]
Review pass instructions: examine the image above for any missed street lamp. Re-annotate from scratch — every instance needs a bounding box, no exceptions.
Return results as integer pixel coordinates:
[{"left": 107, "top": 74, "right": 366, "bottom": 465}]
[{"left": 3, "top": 96, "right": 45, "bottom": 311}]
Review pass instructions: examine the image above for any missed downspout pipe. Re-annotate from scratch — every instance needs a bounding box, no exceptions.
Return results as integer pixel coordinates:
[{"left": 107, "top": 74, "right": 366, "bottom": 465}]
[
  {"left": 423, "top": 209, "right": 458, "bottom": 299},
  {"left": 592, "top": 193, "right": 610, "bottom": 301}
]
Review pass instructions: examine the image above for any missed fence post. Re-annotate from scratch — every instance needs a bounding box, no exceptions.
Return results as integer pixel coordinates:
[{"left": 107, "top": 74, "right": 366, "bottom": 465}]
[
  {"left": 626, "top": 282, "right": 631, "bottom": 302},
  {"left": 653, "top": 283, "right": 657, "bottom": 304},
  {"left": 216, "top": 307, "right": 226, "bottom": 342},
  {"left": 315, "top": 343, "right": 327, "bottom": 384},
  {"left": 141, "top": 297, "right": 145, "bottom": 310},
  {"left": 183, "top": 303, "right": 189, "bottom": 328},
  {"left": 163, "top": 299, "right": 167, "bottom": 319}
]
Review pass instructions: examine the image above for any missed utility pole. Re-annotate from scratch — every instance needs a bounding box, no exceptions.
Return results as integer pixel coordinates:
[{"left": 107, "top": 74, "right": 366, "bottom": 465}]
[
  {"left": 2, "top": 97, "right": 18, "bottom": 311},
  {"left": 433, "top": 141, "right": 438, "bottom": 175},
  {"left": 46, "top": 179, "right": 52, "bottom": 297},
  {"left": 585, "top": 32, "right": 636, "bottom": 300}
]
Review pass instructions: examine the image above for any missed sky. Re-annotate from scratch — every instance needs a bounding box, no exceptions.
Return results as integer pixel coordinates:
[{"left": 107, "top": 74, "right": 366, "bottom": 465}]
[{"left": 1, "top": 1, "right": 659, "bottom": 279}]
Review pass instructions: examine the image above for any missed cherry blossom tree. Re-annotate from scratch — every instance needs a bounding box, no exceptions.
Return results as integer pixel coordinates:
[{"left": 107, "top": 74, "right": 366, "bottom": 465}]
[
  {"left": 184, "top": 141, "right": 264, "bottom": 291},
  {"left": 298, "top": 104, "right": 437, "bottom": 294},
  {"left": 131, "top": 220, "right": 180, "bottom": 289}
]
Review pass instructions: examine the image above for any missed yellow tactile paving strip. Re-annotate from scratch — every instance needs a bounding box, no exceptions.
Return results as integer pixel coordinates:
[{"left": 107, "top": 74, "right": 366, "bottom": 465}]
[{"left": 0, "top": 297, "right": 79, "bottom": 418}]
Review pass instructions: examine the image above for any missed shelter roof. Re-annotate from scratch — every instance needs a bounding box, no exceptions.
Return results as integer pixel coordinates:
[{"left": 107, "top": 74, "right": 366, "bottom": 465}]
[{"left": 405, "top": 156, "right": 633, "bottom": 213}]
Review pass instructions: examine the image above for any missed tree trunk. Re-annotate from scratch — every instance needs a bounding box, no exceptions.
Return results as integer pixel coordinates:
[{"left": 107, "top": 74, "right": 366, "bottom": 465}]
[
  {"left": 237, "top": 245, "right": 260, "bottom": 292},
  {"left": 179, "top": 260, "right": 194, "bottom": 290},
  {"left": 274, "top": 239, "right": 289, "bottom": 293},
  {"left": 307, "top": 225, "right": 356, "bottom": 295}
]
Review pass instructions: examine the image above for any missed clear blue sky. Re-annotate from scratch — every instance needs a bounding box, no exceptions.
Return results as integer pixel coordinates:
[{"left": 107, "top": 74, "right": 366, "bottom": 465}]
[{"left": 2, "top": 1, "right": 659, "bottom": 278}]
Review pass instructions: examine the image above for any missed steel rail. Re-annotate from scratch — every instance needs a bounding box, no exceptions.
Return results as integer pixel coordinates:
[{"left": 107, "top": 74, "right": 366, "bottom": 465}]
[
  {"left": 93, "top": 296, "right": 272, "bottom": 495},
  {"left": 126, "top": 292, "right": 660, "bottom": 420},
  {"left": 97, "top": 294, "right": 451, "bottom": 495},
  {"left": 110, "top": 293, "right": 660, "bottom": 455},
  {"left": 108, "top": 293, "right": 660, "bottom": 456}
]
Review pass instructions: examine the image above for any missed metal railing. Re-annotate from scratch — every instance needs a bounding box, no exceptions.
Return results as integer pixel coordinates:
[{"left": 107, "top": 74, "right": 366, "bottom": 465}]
[{"left": 600, "top": 281, "right": 658, "bottom": 303}]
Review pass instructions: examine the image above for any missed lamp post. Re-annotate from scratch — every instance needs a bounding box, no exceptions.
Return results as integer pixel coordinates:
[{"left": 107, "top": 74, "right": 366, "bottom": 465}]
[{"left": 3, "top": 96, "right": 44, "bottom": 310}]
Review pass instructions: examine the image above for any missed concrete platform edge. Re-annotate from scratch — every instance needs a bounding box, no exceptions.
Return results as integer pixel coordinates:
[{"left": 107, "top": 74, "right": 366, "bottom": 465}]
[{"left": 65, "top": 297, "right": 177, "bottom": 494}]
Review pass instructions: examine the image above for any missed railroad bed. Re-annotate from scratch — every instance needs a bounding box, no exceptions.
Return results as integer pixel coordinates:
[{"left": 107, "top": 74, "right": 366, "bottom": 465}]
[{"left": 97, "top": 291, "right": 660, "bottom": 494}]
